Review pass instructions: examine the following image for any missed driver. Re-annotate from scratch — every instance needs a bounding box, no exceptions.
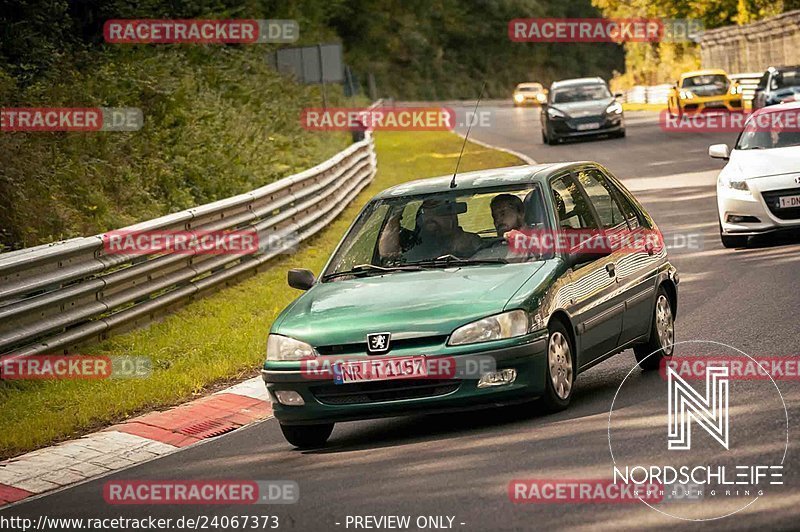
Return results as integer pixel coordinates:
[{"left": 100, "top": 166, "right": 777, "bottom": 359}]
[{"left": 379, "top": 198, "right": 481, "bottom": 261}]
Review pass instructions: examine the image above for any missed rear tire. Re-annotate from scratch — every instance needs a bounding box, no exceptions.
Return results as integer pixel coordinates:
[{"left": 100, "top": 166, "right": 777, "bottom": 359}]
[
  {"left": 541, "top": 320, "right": 575, "bottom": 413},
  {"left": 280, "top": 423, "right": 334, "bottom": 449},
  {"left": 634, "top": 287, "right": 675, "bottom": 371}
]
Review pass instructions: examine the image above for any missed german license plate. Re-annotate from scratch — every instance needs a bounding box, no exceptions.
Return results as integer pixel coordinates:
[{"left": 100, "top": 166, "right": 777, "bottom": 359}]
[
  {"left": 334, "top": 356, "right": 428, "bottom": 384},
  {"left": 576, "top": 122, "right": 600, "bottom": 131},
  {"left": 778, "top": 194, "right": 800, "bottom": 209}
]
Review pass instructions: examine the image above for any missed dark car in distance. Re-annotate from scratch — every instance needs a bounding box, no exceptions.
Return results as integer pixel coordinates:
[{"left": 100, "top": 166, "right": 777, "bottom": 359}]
[
  {"left": 541, "top": 77, "right": 625, "bottom": 145},
  {"left": 752, "top": 66, "right": 800, "bottom": 109}
]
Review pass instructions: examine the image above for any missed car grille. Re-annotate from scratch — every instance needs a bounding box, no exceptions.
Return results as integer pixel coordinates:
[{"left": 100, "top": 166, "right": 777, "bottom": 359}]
[
  {"left": 311, "top": 379, "right": 460, "bottom": 405},
  {"left": 704, "top": 101, "right": 726, "bottom": 108},
  {"left": 316, "top": 335, "right": 447, "bottom": 356},
  {"left": 762, "top": 187, "right": 800, "bottom": 220}
]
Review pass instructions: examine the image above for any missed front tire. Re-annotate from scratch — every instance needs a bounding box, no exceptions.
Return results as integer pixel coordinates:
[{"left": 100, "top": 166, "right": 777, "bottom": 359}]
[
  {"left": 634, "top": 288, "right": 675, "bottom": 371},
  {"left": 280, "top": 423, "right": 334, "bottom": 449},
  {"left": 541, "top": 320, "right": 575, "bottom": 412}
]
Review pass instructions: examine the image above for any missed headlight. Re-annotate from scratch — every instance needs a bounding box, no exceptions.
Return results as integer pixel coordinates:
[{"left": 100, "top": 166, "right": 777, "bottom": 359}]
[
  {"left": 718, "top": 174, "right": 750, "bottom": 193},
  {"left": 679, "top": 90, "right": 694, "bottom": 100},
  {"left": 266, "top": 334, "right": 318, "bottom": 361},
  {"left": 605, "top": 102, "right": 623, "bottom": 115},
  {"left": 536, "top": 93, "right": 547, "bottom": 102},
  {"left": 547, "top": 107, "right": 567, "bottom": 119},
  {"left": 448, "top": 310, "right": 529, "bottom": 346},
  {"left": 730, "top": 85, "right": 742, "bottom": 95},
  {"left": 514, "top": 94, "right": 524, "bottom": 102}
]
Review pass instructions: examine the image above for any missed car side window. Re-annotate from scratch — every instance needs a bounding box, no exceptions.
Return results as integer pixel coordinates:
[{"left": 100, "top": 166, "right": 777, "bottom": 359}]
[
  {"left": 550, "top": 175, "right": 598, "bottom": 229},
  {"left": 605, "top": 178, "right": 643, "bottom": 230},
  {"left": 574, "top": 169, "right": 626, "bottom": 229}
]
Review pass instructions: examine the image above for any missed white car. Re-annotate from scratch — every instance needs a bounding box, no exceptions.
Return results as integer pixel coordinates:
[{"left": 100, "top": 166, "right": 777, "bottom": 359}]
[{"left": 709, "top": 102, "right": 800, "bottom": 248}]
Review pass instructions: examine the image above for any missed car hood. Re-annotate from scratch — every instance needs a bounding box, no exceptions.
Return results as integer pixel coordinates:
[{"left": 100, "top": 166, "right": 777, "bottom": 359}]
[
  {"left": 728, "top": 147, "right": 800, "bottom": 179},
  {"left": 273, "top": 263, "right": 543, "bottom": 347},
  {"left": 552, "top": 99, "right": 612, "bottom": 118}
]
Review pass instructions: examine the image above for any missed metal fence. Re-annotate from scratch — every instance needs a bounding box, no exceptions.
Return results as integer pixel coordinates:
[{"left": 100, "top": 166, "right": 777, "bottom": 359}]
[{"left": 0, "top": 129, "right": 378, "bottom": 360}]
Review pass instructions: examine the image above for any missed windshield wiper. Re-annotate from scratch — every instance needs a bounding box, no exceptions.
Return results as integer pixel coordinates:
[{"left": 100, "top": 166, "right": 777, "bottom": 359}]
[
  {"left": 322, "top": 263, "right": 421, "bottom": 281},
  {"left": 406, "top": 254, "right": 508, "bottom": 267}
]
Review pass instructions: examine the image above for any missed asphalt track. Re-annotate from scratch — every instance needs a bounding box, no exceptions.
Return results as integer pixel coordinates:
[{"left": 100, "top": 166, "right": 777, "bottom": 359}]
[{"left": 3, "top": 108, "right": 800, "bottom": 531}]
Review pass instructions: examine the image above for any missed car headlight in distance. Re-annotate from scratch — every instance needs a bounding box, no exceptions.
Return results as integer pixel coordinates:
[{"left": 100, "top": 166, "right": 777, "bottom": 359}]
[
  {"left": 730, "top": 84, "right": 742, "bottom": 95},
  {"left": 514, "top": 93, "right": 524, "bottom": 102},
  {"left": 267, "top": 334, "right": 317, "bottom": 361},
  {"left": 448, "top": 310, "right": 529, "bottom": 346},
  {"left": 536, "top": 93, "right": 547, "bottom": 103},
  {"left": 547, "top": 107, "right": 567, "bottom": 119},
  {"left": 605, "top": 102, "right": 623, "bottom": 115},
  {"left": 679, "top": 90, "right": 694, "bottom": 100}
]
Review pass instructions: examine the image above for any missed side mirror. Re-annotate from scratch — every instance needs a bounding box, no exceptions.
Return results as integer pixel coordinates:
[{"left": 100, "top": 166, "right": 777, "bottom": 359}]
[
  {"left": 288, "top": 268, "right": 315, "bottom": 290},
  {"left": 708, "top": 144, "right": 730, "bottom": 160}
]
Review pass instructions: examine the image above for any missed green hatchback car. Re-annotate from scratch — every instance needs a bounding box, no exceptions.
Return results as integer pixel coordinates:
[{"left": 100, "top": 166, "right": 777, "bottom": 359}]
[{"left": 263, "top": 162, "right": 679, "bottom": 448}]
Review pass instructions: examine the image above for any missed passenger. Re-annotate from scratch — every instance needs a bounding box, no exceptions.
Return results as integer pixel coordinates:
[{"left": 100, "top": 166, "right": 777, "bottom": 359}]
[{"left": 490, "top": 193, "right": 525, "bottom": 238}]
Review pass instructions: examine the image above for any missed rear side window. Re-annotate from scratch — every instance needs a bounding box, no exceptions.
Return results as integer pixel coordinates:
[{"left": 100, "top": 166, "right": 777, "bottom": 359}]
[
  {"left": 550, "top": 175, "right": 598, "bottom": 229},
  {"left": 574, "top": 169, "right": 626, "bottom": 229}
]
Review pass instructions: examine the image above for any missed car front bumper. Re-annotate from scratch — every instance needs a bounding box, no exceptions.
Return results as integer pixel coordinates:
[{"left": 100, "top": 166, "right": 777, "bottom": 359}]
[
  {"left": 548, "top": 114, "right": 624, "bottom": 138},
  {"left": 680, "top": 95, "right": 743, "bottom": 113},
  {"left": 718, "top": 183, "right": 800, "bottom": 235},
  {"left": 262, "top": 334, "right": 548, "bottom": 425}
]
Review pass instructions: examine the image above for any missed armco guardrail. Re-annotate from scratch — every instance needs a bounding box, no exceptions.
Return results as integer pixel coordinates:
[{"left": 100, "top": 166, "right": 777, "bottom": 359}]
[
  {"left": 619, "top": 84, "right": 671, "bottom": 105},
  {"left": 0, "top": 121, "right": 378, "bottom": 360}
]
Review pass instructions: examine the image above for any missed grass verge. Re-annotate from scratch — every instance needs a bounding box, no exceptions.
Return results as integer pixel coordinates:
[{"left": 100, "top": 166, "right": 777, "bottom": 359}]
[{"left": 0, "top": 131, "right": 524, "bottom": 459}]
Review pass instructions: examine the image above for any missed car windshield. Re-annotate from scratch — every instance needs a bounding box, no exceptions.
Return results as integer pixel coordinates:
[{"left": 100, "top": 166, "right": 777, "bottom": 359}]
[
  {"left": 736, "top": 110, "right": 800, "bottom": 150},
  {"left": 322, "top": 184, "right": 552, "bottom": 280},
  {"left": 681, "top": 74, "right": 728, "bottom": 90},
  {"left": 774, "top": 69, "right": 800, "bottom": 89},
  {"left": 552, "top": 84, "right": 611, "bottom": 103},
  {"left": 517, "top": 85, "right": 542, "bottom": 92}
]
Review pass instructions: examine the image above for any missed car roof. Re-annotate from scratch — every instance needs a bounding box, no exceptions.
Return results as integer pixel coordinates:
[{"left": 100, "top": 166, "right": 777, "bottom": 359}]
[
  {"left": 516, "top": 82, "right": 543, "bottom": 88},
  {"left": 680, "top": 69, "right": 728, "bottom": 79},
  {"left": 550, "top": 77, "right": 605, "bottom": 89},
  {"left": 768, "top": 65, "right": 800, "bottom": 72},
  {"left": 373, "top": 163, "right": 593, "bottom": 199}
]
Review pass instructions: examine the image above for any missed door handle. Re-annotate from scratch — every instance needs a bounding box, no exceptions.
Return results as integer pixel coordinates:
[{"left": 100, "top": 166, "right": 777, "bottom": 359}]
[{"left": 605, "top": 263, "right": 616, "bottom": 277}]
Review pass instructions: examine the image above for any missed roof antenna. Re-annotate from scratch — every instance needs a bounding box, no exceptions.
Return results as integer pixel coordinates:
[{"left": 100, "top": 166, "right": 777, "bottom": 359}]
[{"left": 450, "top": 81, "right": 487, "bottom": 189}]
